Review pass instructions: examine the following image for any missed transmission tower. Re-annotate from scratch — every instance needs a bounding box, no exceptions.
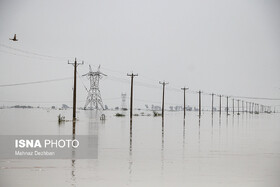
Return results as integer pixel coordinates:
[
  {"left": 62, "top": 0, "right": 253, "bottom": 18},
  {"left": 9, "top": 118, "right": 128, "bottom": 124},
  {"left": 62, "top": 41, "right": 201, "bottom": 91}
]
[
  {"left": 83, "top": 65, "right": 106, "bottom": 110},
  {"left": 121, "top": 93, "right": 127, "bottom": 110}
]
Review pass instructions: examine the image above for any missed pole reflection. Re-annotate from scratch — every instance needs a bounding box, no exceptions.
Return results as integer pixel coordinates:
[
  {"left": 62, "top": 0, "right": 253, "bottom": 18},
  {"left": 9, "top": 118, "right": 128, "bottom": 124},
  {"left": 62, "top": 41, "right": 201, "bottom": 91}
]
[
  {"left": 183, "top": 120, "right": 186, "bottom": 158},
  {"left": 71, "top": 120, "right": 76, "bottom": 187},
  {"left": 71, "top": 159, "right": 76, "bottom": 187},
  {"left": 128, "top": 120, "right": 133, "bottom": 182},
  {"left": 211, "top": 113, "right": 214, "bottom": 144},
  {"left": 219, "top": 113, "right": 221, "bottom": 144},
  {"left": 198, "top": 116, "right": 201, "bottom": 152},
  {"left": 161, "top": 119, "right": 164, "bottom": 177}
]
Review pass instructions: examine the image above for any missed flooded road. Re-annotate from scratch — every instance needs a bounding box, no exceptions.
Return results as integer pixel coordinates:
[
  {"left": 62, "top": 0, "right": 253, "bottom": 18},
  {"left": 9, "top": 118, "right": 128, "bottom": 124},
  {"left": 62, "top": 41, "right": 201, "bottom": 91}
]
[{"left": 0, "top": 109, "right": 279, "bottom": 187}]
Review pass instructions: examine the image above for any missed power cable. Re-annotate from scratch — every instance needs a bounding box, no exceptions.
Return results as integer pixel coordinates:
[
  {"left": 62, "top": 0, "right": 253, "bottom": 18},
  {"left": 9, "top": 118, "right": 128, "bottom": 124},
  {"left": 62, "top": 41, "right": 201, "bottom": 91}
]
[
  {"left": 0, "top": 77, "right": 73, "bottom": 87},
  {"left": 0, "top": 43, "right": 72, "bottom": 60}
]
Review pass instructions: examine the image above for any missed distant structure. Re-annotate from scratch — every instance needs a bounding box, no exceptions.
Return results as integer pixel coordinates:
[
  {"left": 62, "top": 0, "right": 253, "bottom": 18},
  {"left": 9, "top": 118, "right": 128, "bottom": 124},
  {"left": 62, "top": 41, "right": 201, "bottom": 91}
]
[
  {"left": 151, "top": 105, "right": 161, "bottom": 111},
  {"left": 61, "top": 104, "right": 69, "bottom": 110},
  {"left": 121, "top": 93, "right": 127, "bottom": 110},
  {"left": 83, "top": 65, "right": 106, "bottom": 110},
  {"left": 104, "top": 105, "right": 108, "bottom": 110}
]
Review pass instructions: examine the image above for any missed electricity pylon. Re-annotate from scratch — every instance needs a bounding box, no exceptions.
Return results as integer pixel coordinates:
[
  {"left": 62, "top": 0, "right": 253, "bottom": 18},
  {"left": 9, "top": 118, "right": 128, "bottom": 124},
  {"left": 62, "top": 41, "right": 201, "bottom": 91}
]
[
  {"left": 121, "top": 93, "right": 127, "bottom": 110},
  {"left": 83, "top": 65, "right": 106, "bottom": 110}
]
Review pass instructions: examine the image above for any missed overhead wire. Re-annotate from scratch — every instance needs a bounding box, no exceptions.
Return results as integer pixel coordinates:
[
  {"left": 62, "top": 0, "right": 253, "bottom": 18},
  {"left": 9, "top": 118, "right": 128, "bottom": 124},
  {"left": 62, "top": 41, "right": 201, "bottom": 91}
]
[
  {"left": 0, "top": 43, "right": 72, "bottom": 60},
  {"left": 0, "top": 49, "right": 65, "bottom": 63},
  {"left": 0, "top": 77, "right": 73, "bottom": 87},
  {"left": 0, "top": 45, "right": 278, "bottom": 105}
]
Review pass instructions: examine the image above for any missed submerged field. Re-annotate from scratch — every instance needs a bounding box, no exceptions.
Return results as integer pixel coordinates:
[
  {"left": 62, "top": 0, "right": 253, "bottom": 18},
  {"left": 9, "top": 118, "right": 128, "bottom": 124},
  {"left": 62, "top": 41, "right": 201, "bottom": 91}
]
[{"left": 0, "top": 108, "right": 279, "bottom": 187}]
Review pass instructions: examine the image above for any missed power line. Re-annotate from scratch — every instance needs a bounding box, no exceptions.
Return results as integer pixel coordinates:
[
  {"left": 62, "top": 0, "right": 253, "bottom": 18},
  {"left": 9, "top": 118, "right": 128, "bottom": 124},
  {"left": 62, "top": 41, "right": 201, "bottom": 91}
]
[
  {"left": 0, "top": 43, "right": 72, "bottom": 60},
  {"left": 90, "top": 65, "right": 279, "bottom": 102},
  {"left": 0, "top": 100, "right": 81, "bottom": 103},
  {"left": 0, "top": 77, "right": 73, "bottom": 87},
  {"left": 105, "top": 74, "right": 279, "bottom": 102},
  {"left": 77, "top": 71, "right": 88, "bottom": 92},
  {"left": 0, "top": 97, "right": 121, "bottom": 104},
  {"left": 0, "top": 49, "right": 65, "bottom": 63},
  {"left": 229, "top": 95, "right": 280, "bottom": 101}
]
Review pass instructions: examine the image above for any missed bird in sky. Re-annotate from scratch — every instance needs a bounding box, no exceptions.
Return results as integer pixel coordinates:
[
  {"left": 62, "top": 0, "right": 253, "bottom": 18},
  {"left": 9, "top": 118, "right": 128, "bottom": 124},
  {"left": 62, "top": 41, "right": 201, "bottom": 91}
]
[{"left": 9, "top": 34, "right": 18, "bottom": 41}]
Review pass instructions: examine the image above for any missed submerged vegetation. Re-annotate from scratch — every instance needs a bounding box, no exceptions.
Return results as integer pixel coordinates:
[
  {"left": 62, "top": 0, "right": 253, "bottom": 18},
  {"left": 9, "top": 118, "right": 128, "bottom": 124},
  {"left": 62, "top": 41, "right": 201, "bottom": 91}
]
[
  {"left": 115, "top": 113, "right": 125, "bottom": 117},
  {"left": 153, "top": 111, "right": 162, "bottom": 117}
]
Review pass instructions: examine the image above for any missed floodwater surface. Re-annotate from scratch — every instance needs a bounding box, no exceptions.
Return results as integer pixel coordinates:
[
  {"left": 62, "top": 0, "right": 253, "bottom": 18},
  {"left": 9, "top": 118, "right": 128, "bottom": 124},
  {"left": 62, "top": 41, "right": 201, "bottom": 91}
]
[{"left": 0, "top": 108, "right": 279, "bottom": 187}]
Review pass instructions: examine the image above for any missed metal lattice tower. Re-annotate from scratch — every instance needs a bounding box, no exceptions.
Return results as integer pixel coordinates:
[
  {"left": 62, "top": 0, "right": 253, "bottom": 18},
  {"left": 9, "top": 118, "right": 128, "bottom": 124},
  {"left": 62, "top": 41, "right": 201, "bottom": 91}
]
[
  {"left": 83, "top": 65, "right": 106, "bottom": 110},
  {"left": 121, "top": 93, "right": 127, "bottom": 110}
]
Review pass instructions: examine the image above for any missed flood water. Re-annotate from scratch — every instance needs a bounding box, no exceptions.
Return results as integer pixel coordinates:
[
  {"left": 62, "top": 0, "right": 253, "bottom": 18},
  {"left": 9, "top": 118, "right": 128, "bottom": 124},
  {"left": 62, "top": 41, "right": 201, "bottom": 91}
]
[{"left": 0, "top": 108, "right": 280, "bottom": 187}]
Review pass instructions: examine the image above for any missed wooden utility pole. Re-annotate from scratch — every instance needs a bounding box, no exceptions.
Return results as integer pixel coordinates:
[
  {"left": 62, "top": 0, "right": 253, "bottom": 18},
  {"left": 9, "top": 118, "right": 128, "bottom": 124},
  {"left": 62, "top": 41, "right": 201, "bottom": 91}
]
[
  {"left": 181, "top": 87, "right": 189, "bottom": 120},
  {"left": 237, "top": 100, "right": 240, "bottom": 115},
  {"left": 159, "top": 81, "right": 168, "bottom": 121},
  {"left": 219, "top": 95, "right": 222, "bottom": 116},
  {"left": 211, "top": 93, "right": 214, "bottom": 115},
  {"left": 249, "top": 102, "right": 251, "bottom": 113},
  {"left": 68, "top": 58, "right": 83, "bottom": 120},
  {"left": 226, "top": 96, "right": 229, "bottom": 116},
  {"left": 127, "top": 73, "right": 138, "bottom": 123},
  {"left": 232, "top": 98, "right": 235, "bottom": 115},
  {"left": 198, "top": 90, "right": 201, "bottom": 117}
]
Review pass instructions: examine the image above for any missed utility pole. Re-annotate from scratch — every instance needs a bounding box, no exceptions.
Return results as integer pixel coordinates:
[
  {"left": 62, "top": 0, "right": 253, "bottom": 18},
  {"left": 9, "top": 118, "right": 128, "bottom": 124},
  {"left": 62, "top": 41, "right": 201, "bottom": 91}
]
[
  {"left": 237, "top": 100, "right": 240, "bottom": 115},
  {"left": 198, "top": 90, "right": 202, "bottom": 118},
  {"left": 159, "top": 81, "right": 169, "bottom": 121},
  {"left": 249, "top": 102, "right": 251, "bottom": 113},
  {"left": 219, "top": 95, "right": 222, "bottom": 116},
  {"left": 181, "top": 87, "right": 189, "bottom": 120},
  {"left": 68, "top": 58, "right": 84, "bottom": 120},
  {"left": 226, "top": 96, "right": 229, "bottom": 116},
  {"left": 232, "top": 98, "right": 235, "bottom": 115},
  {"left": 127, "top": 73, "right": 138, "bottom": 123},
  {"left": 211, "top": 93, "right": 214, "bottom": 115},
  {"left": 242, "top": 100, "right": 244, "bottom": 113},
  {"left": 127, "top": 73, "right": 138, "bottom": 149},
  {"left": 250, "top": 102, "right": 252, "bottom": 113}
]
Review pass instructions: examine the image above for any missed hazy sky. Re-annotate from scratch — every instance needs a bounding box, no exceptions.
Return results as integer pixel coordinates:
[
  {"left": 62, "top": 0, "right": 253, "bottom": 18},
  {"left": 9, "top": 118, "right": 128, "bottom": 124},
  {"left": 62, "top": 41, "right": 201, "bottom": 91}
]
[{"left": 0, "top": 0, "right": 279, "bottom": 109}]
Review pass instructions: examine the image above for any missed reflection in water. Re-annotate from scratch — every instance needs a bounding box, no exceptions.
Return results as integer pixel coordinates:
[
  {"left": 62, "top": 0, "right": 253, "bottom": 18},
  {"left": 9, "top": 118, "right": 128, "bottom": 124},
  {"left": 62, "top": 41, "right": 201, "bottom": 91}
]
[
  {"left": 128, "top": 120, "right": 133, "bottom": 182},
  {"left": 219, "top": 114, "right": 221, "bottom": 126},
  {"left": 219, "top": 114, "right": 221, "bottom": 144},
  {"left": 226, "top": 113, "right": 229, "bottom": 126},
  {"left": 183, "top": 120, "right": 186, "bottom": 157},
  {"left": 85, "top": 110, "right": 103, "bottom": 119},
  {"left": 161, "top": 119, "right": 164, "bottom": 177},
  {"left": 237, "top": 111, "right": 240, "bottom": 126},
  {"left": 198, "top": 116, "right": 201, "bottom": 152},
  {"left": 71, "top": 120, "right": 76, "bottom": 187},
  {"left": 162, "top": 119, "right": 164, "bottom": 151},
  {"left": 71, "top": 160, "right": 76, "bottom": 187},
  {"left": 130, "top": 120, "right": 132, "bottom": 153},
  {"left": 211, "top": 114, "right": 214, "bottom": 144},
  {"left": 232, "top": 113, "right": 235, "bottom": 127}
]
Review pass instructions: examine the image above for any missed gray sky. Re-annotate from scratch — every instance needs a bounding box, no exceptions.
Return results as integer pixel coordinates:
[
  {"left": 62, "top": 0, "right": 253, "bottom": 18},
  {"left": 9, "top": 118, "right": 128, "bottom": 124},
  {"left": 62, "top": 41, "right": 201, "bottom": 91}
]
[{"left": 0, "top": 0, "right": 279, "bottom": 109}]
